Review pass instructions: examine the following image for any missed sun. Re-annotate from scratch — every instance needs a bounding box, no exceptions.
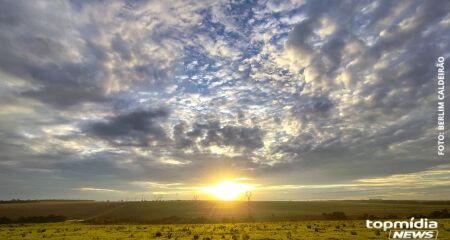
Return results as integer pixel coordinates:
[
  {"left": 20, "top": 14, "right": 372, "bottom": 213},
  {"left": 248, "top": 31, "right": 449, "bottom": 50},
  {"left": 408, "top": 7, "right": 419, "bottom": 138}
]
[{"left": 203, "top": 180, "right": 252, "bottom": 201}]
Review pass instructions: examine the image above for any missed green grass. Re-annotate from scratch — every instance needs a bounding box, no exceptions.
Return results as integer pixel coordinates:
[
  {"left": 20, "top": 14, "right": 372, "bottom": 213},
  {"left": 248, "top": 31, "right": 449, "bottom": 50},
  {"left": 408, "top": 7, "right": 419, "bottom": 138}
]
[
  {"left": 1, "top": 200, "right": 449, "bottom": 239},
  {"left": 1, "top": 220, "right": 448, "bottom": 240}
]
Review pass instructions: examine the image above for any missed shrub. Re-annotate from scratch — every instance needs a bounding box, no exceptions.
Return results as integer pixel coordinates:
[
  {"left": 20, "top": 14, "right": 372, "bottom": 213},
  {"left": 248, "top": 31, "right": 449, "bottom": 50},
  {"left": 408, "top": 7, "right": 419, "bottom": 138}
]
[
  {"left": 429, "top": 209, "right": 450, "bottom": 218},
  {"left": 241, "top": 233, "right": 250, "bottom": 240},
  {"left": 287, "top": 231, "right": 292, "bottom": 239}
]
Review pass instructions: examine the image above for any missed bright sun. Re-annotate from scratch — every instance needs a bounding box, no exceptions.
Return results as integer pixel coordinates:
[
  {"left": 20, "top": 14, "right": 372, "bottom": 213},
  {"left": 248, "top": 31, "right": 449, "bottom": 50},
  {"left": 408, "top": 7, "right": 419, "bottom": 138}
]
[{"left": 203, "top": 180, "right": 252, "bottom": 201}]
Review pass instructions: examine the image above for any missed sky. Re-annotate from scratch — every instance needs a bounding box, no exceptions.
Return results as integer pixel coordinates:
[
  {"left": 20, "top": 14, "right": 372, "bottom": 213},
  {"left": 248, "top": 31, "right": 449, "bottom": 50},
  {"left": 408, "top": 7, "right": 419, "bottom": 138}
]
[{"left": 0, "top": 0, "right": 449, "bottom": 201}]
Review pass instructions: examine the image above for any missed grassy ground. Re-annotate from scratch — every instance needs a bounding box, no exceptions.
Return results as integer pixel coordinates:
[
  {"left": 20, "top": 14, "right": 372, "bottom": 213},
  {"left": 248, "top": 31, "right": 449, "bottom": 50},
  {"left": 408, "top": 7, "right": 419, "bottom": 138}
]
[
  {"left": 1, "top": 200, "right": 449, "bottom": 239},
  {"left": 0, "top": 219, "right": 448, "bottom": 240},
  {"left": 1, "top": 200, "right": 449, "bottom": 222}
]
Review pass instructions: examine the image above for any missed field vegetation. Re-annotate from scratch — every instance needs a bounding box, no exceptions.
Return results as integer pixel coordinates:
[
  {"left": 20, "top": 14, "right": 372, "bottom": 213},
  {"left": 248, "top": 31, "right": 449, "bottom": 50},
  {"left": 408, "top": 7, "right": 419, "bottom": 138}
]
[
  {"left": 1, "top": 200, "right": 449, "bottom": 224},
  {"left": 0, "top": 219, "right": 448, "bottom": 240},
  {"left": 1, "top": 200, "right": 449, "bottom": 239}
]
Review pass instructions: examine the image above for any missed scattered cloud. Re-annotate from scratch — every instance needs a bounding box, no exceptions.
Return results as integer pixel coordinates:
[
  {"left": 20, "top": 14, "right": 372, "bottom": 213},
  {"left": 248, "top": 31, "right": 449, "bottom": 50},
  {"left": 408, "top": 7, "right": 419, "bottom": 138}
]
[
  {"left": 76, "top": 187, "right": 123, "bottom": 193},
  {"left": 0, "top": 0, "right": 449, "bottom": 200}
]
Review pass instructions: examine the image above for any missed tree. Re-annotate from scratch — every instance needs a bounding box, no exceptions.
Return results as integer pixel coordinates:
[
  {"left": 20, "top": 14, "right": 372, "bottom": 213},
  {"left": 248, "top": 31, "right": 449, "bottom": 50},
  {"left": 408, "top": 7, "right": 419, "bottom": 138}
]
[
  {"left": 245, "top": 191, "right": 252, "bottom": 218},
  {"left": 193, "top": 194, "right": 199, "bottom": 201}
]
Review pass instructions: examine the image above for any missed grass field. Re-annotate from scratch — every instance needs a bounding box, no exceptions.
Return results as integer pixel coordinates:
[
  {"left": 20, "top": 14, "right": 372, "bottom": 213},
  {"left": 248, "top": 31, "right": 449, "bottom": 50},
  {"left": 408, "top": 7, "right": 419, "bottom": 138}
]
[
  {"left": 1, "top": 220, "right": 449, "bottom": 240},
  {"left": 1, "top": 200, "right": 449, "bottom": 223},
  {"left": 1, "top": 200, "right": 449, "bottom": 239},
  {"left": 0, "top": 219, "right": 450, "bottom": 240}
]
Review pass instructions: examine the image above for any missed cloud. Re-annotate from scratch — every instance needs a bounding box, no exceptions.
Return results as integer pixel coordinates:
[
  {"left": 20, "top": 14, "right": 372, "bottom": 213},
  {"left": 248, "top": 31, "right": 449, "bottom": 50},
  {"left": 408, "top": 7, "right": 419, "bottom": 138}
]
[
  {"left": 0, "top": 0, "right": 449, "bottom": 200},
  {"left": 77, "top": 187, "right": 122, "bottom": 193},
  {"left": 195, "top": 123, "right": 265, "bottom": 151},
  {"left": 257, "top": 167, "right": 450, "bottom": 200},
  {"left": 132, "top": 181, "right": 184, "bottom": 189},
  {"left": 0, "top": 0, "right": 213, "bottom": 108},
  {"left": 86, "top": 108, "right": 169, "bottom": 146},
  {"left": 0, "top": 1, "right": 109, "bottom": 108}
]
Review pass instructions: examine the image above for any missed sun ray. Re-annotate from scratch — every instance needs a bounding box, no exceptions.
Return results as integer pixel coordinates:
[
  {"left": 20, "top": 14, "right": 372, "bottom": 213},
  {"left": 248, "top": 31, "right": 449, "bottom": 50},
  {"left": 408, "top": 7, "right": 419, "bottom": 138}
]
[{"left": 202, "top": 180, "right": 252, "bottom": 201}]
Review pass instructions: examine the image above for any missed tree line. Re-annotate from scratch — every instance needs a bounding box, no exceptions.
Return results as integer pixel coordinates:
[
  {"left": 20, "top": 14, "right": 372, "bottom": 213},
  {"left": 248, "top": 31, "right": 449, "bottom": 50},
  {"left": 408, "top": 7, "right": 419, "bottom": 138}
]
[{"left": 0, "top": 215, "right": 66, "bottom": 224}]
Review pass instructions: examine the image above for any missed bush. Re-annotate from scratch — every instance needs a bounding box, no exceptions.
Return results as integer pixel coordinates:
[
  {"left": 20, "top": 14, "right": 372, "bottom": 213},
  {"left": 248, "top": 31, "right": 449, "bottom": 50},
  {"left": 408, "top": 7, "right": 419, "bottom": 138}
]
[
  {"left": 241, "top": 233, "right": 250, "bottom": 240},
  {"left": 429, "top": 209, "right": 450, "bottom": 218}
]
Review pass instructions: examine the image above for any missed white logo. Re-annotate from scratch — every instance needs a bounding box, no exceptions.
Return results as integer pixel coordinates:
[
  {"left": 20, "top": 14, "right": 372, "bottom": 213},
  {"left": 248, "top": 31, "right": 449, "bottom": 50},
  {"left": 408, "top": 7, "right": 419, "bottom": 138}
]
[{"left": 366, "top": 218, "right": 439, "bottom": 239}]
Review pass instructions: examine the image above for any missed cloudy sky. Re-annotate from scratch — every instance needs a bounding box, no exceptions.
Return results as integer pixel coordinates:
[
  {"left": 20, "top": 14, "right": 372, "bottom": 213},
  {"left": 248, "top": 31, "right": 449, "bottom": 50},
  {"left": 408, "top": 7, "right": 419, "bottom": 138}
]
[{"left": 0, "top": 0, "right": 449, "bottom": 201}]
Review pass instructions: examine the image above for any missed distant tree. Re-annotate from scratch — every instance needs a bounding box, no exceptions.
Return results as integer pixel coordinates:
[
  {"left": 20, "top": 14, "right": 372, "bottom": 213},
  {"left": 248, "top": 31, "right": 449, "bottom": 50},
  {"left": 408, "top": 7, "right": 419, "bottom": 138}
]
[
  {"left": 245, "top": 191, "right": 252, "bottom": 218},
  {"left": 153, "top": 194, "right": 163, "bottom": 202},
  {"left": 193, "top": 194, "right": 199, "bottom": 201}
]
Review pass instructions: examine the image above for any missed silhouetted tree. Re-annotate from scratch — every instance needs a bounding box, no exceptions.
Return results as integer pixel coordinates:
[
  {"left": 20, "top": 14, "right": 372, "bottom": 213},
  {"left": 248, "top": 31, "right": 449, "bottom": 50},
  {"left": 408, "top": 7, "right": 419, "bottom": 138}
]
[{"left": 245, "top": 191, "right": 252, "bottom": 218}]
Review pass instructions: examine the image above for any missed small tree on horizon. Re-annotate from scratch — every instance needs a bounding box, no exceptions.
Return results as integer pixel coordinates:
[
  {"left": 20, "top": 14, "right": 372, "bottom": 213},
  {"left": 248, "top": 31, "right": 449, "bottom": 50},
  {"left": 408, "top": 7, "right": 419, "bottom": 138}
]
[
  {"left": 245, "top": 191, "right": 252, "bottom": 218},
  {"left": 193, "top": 194, "right": 199, "bottom": 201}
]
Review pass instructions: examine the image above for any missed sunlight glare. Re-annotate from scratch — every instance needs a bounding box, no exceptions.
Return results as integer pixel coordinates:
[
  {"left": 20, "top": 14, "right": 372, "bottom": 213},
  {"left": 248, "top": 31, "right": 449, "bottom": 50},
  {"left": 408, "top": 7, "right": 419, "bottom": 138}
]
[{"left": 203, "top": 180, "right": 252, "bottom": 201}]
